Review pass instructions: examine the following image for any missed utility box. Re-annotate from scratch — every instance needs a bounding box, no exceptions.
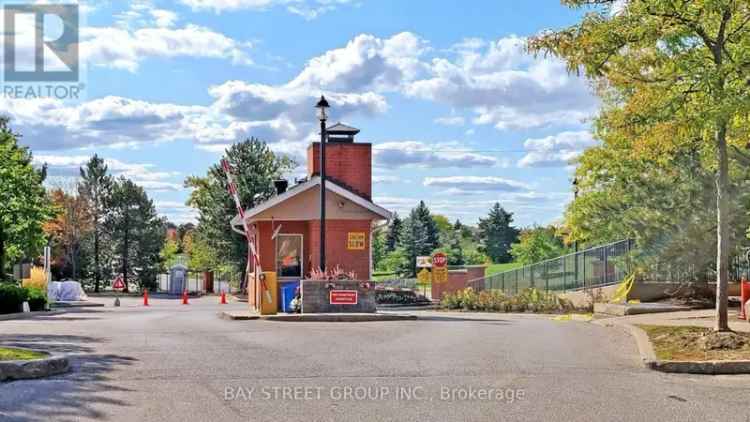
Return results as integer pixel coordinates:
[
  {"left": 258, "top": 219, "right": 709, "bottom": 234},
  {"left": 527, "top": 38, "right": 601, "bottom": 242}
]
[{"left": 259, "top": 272, "right": 278, "bottom": 315}]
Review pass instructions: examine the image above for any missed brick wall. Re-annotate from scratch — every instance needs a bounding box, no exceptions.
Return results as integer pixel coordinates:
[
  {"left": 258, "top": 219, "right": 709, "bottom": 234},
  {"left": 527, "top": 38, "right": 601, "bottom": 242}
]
[
  {"left": 308, "top": 219, "right": 371, "bottom": 279},
  {"left": 307, "top": 142, "right": 372, "bottom": 199},
  {"left": 431, "top": 266, "right": 487, "bottom": 301}
]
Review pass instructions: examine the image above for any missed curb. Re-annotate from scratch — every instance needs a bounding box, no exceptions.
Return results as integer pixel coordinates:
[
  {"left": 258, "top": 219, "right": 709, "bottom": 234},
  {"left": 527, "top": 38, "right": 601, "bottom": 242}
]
[
  {"left": 594, "top": 319, "right": 750, "bottom": 374},
  {"left": 0, "top": 310, "right": 65, "bottom": 321},
  {"left": 0, "top": 347, "right": 70, "bottom": 382},
  {"left": 219, "top": 311, "right": 417, "bottom": 322}
]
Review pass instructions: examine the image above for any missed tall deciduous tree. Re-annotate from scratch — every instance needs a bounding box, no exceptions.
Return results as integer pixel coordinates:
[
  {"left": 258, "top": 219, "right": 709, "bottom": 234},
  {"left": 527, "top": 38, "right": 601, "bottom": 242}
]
[
  {"left": 44, "top": 187, "right": 92, "bottom": 280},
  {"left": 0, "top": 118, "right": 53, "bottom": 280},
  {"left": 78, "top": 155, "right": 112, "bottom": 292},
  {"left": 478, "top": 203, "right": 519, "bottom": 263},
  {"left": 529, "top": 0, "right": 750, "bottom": 331},
  {"left": 510, "top": 226, "right": 569, "bottom": 266},
  {"left": 186, "top": 138, "right": 293, "bottom": 282}
]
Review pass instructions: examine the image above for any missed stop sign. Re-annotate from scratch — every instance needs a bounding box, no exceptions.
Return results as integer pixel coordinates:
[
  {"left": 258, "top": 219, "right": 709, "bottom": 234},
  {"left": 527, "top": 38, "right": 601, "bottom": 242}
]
[{"left": 432, "top": 252, "right": 448, "bottom": 269}]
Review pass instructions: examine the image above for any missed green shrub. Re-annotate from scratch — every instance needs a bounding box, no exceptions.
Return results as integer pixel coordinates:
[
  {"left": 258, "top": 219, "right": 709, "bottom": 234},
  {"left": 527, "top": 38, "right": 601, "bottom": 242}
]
[
  {"left": 26, "top": 287, "right": 47, "bottom": 311},
  {"left": 440, "top": 287, "right": 575, "bottom": 313},
  {"left": 0, "top": 283, "right": 29, "bottom": 314}
]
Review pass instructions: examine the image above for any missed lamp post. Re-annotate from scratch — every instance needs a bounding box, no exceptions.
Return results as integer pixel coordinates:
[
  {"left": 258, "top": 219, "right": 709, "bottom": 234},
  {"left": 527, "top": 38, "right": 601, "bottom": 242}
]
[{"left": 315, "top": 96, "right": 330, "bottom": 272}]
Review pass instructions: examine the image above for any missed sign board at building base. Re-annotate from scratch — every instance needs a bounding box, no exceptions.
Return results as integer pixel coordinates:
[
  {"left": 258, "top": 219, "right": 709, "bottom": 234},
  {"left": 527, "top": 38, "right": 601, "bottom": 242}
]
[{"left": 330, "top": 290, "right": 358, "bottom": 305}]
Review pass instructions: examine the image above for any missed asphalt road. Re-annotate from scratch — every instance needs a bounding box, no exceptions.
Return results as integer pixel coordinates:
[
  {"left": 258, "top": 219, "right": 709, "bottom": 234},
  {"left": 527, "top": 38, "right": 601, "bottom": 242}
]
[{"left": 1, "top": 296, "right": 749, "bottom": 422}]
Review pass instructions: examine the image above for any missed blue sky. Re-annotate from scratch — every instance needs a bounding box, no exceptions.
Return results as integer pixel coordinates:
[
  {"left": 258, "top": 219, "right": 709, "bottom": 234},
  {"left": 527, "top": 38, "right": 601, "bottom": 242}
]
[{"left": 3, "top": 0, "right": 603, "bottom": 226}]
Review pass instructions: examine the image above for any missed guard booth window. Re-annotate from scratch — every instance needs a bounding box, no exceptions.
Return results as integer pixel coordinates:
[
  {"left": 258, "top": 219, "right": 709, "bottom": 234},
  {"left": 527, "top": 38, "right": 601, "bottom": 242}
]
[{"left": 276, "top": 234, "right": 303, "bottom": 278}]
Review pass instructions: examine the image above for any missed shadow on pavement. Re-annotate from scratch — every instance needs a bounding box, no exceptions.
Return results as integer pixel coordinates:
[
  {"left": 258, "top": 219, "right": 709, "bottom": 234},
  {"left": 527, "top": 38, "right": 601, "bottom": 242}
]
[
  {"left": 415, "top": 315, "right": 512, "bottom": 324},
  {"left": 0, "top": 334, "right": 137, "bottom": 422}
]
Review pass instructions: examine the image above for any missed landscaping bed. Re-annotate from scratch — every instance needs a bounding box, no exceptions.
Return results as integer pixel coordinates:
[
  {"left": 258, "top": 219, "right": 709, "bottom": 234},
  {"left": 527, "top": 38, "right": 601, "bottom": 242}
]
[
  {"left": 638, "top": 325, "right": 750, "bottom": 361},
  {"left": 440, "top": 287, "right": 580, "bottom": 313}
]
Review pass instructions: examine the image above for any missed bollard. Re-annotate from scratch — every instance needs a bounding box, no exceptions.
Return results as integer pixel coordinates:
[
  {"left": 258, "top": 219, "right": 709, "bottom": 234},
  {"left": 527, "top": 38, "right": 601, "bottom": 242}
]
[
  {"left": 143, "top": 290, "right": 149, "bottom": 306},
  {"left": 182, "top": 290, "right": 189, "bottom": 305},
  {"left": 740, "top": 278, "right": 750, "bottom": 320},
  {"left": 114, "top": 297, "right": 120, "bottom": 307},
  {"left": 220, "top": 291, "right": 227, "bottom": 305}
]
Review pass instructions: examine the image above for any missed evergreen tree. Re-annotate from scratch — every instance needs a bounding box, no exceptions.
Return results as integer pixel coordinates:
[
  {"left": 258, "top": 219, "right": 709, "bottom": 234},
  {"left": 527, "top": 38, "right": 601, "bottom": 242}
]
[
  {"left": 107, "top": 178, "right": 165, "bottom": 292},
  {"left": 399, "top": 201, "right": 439, "bottom": 276},
  {"left": 0, "top": 118, "right": 53, "bottom": 280},
  {"left": 478, "top": 203, "right": 519, "bottom": 263},
  {"left": 78, "top": 154, "right": 113, "bottom": 292},
  {"left": 186, "top": 138, "right": 293, "bottom": 285},
  {"left": 385, "top": 213, "right": 402, "bottom": 252}
]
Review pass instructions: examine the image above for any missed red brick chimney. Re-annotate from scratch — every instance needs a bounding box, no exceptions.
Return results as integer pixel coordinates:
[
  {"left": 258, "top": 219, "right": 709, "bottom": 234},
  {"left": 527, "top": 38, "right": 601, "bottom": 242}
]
[{"left": 307, "top": 123, "right": 372, "bottom": 200}]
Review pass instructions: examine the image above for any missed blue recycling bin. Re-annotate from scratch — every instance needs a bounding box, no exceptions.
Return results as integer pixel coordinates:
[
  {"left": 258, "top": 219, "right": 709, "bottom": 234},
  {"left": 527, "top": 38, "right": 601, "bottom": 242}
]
[{"left": 280, "top": 281, "right": 300, "bottom": 313}]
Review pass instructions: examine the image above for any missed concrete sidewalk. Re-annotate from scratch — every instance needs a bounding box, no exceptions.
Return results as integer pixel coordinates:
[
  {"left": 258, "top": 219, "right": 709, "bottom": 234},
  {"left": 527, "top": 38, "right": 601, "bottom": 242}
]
[{"left": 598, "top": 308, "right": 750, "bottom": 332}]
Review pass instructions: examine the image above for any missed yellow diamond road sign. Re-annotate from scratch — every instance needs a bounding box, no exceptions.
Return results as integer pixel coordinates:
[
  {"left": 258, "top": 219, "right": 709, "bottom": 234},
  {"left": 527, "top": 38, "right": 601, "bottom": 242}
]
[{"left": 417, "top": 268, "right": 431, "bottom": 284}]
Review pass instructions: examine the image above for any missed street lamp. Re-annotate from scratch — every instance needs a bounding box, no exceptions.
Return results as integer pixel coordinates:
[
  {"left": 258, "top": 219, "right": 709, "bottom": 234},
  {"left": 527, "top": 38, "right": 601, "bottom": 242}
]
[{"left": 315, "top": 96, "right": 330, "bottom": 272}]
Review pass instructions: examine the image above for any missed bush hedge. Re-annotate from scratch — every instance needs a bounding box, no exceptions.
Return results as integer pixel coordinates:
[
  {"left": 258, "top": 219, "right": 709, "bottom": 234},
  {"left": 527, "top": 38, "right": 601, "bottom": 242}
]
[
  {"left": 0, "top": 283, "right": 48, "bottom": 314},
  {"left": 441, "top": 287, "right": 575, "bottom": 313}
]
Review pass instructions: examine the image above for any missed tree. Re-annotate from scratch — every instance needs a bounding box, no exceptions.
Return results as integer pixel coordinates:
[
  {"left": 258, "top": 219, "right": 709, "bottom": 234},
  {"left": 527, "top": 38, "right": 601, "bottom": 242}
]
[
  {"left": 477, "top": 203, "right": 519, "bottom": 263},
  {"left": 0, "top": 118, "right": 53, "bottom": 280},
  {"left": 107, "top": 178, "right": 165, "bottom": 292},
  {"left": 385, "top": 213, "right": 402, "bottom": 252},
  {"left": 399, "top": 201, "right": 439, "bottom": 276},
  {"left": 78, "top": 154, "right": 113, "bottom": 292},
  {"left": 44, "top": 187, "right": 92, "bottom": 280},
  {"left": 372, "top": 229, "right": 387, "bottom": 271},
  {"left": 188, "top": 232, "right": 219, "bottom": 272},
  {"left": 186, "top": 138, "right": 294, "bottom": 282},
  {"left": 529, "top": 0, "right": 750, "bottom": 331},
  {"left": 510, "top": 226, "right": 568, "bottom": 266}
]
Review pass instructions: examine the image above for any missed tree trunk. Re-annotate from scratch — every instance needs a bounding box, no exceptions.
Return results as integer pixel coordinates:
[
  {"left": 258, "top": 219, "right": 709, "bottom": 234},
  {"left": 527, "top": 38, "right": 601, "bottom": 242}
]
[
  {"left": 122, "top": 211, "right": 130, "bottom": 293},
  {"left": 714, "top": 120, "right": 730, "bottom": 332},
  {"left": 94, "top": 222, "right": 100, "bottom": 292}
]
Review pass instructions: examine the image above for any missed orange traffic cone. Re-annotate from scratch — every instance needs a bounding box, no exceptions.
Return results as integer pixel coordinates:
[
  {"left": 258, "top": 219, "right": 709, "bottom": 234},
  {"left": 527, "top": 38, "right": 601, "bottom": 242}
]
[
  {"left": 220, "top": 291, "right": 227, "bottom": 305},
  {"left": 143, "top": 290, "right": 149, "bottom": 306},
  {"left": 182, "top": 290, "right": 189, "bottom": 305}
]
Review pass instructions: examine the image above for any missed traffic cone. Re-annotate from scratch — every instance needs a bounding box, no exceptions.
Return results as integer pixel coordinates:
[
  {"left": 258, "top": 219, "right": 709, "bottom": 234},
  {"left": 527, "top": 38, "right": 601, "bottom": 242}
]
[
  {"left": 143, "top": 290, "right": 149, "bottom": 306},
  {"left": 220, "top": 291, "right": 227, "bottom": 305},
  {"left": 182, "top": 290, "right": 189, "bottom": 305}
]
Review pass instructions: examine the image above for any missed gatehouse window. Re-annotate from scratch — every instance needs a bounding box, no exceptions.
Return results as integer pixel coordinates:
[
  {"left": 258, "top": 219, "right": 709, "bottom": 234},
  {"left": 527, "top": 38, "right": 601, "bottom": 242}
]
[{"left": 276, "top": 234, "right": 303, "bottom": 278}]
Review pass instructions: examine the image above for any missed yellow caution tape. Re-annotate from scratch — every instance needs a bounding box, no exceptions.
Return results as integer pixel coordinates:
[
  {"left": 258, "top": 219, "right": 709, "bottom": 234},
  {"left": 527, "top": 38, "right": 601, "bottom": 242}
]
[{"left": 609, "top": 274, "right": 635, "bottom": 304}]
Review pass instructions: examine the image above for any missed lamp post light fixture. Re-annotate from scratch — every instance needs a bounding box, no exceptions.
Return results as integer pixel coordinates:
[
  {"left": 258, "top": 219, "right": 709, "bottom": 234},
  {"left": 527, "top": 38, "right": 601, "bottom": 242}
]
[{"left": 315, "top": 96, "right": 330, "bottom": 272}]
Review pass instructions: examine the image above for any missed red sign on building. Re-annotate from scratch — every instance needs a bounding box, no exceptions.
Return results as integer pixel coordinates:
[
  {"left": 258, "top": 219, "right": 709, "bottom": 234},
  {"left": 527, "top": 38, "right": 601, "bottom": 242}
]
[
  {"left": 432, "top": 252, "right": 448, "bottom": 269},
  {"left": 330, "top": 290, "right": 358, "bottom": 305}
]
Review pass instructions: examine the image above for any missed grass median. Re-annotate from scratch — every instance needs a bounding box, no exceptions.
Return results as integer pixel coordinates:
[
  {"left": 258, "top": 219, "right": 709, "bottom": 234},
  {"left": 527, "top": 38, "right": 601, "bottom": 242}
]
[
  {"left": 638, "top": 325, "right": 750, "bottom": 361},
  {"left": 0, "top": 347, "right": 47, "bottom": 361}
]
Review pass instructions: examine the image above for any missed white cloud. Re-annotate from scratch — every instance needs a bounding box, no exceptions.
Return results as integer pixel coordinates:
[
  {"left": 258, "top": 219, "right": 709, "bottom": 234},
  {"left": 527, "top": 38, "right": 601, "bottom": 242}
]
[
  {"left": 81, "top": 24, "right": 253, "bottom": 72},
  {"left": 288, "top": 32, "right": 427, "bottom": 92},
  {"left": 434, "top": 116, "right": 465, "bottom": 126},
  {"left": 423, "top": 176, "right": 528, "bottom": 193},
  {"left": 373, "top": 141, "right": 497, "bottom": 169},
  {"left": 518, "top": 130, "right": 597, "bottom": 168},
  {"left": 404, "top": 35, "right": 597, "bottom": 130},
  {"left": 372, "top": 175, "right": 400, "bottom": 184},
  {"left": 34, "top": 155, "right": 185, "bottom": 192},
  {"left": 179, "top": 0, "right": 356, "bottom": 19},
  {"left": 154, "top": 200, "right": 198, "bottom": 224}
]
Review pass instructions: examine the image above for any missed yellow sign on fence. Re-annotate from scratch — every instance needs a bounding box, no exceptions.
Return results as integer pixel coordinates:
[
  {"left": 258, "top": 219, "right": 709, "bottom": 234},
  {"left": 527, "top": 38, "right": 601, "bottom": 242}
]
[{"left": 432, "top": 267, "right": 448, "bottom": 284}]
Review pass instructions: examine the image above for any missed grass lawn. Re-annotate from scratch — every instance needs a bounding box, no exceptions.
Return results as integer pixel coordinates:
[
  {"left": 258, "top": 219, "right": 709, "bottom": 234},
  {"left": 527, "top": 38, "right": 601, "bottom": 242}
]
[
  {"left": 485, "top": 262, "right": 523, "bottom": 276},
  {"left": 0, "top": 347, "right": 47, "bottom": 361},
  {"left": 638, "top": 325, "right": 750, "bottom": 361}
]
